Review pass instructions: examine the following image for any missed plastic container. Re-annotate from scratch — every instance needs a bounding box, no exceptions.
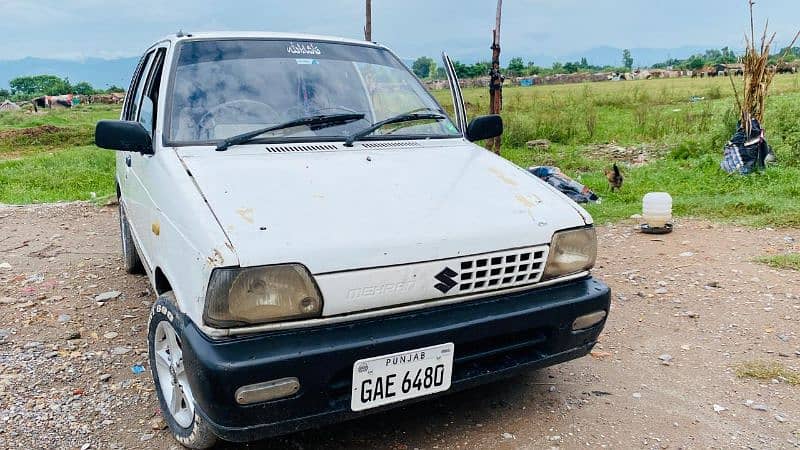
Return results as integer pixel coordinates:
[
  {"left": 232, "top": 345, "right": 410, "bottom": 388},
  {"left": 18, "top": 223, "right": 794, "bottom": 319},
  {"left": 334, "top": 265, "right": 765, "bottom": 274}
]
[{"left": 642, "top": 192, "right": 672, "bottom": 228}]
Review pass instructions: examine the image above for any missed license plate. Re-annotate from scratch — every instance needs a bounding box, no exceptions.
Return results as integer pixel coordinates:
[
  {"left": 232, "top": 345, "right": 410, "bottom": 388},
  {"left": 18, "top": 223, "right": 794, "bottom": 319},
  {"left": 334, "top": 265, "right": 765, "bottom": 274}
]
[{"left": 351, "top": 343, "right": 454, "bottom": 412}]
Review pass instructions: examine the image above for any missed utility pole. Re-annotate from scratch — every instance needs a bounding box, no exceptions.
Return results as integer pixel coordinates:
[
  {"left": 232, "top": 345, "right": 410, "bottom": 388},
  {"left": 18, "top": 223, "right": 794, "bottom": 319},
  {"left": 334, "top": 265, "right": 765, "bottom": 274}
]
[
  {"left": 364, "top": 0, "right": 372, "bottom": 41},
  {"left": 488, "top": 0, "right": 504, "bottom": 154}
]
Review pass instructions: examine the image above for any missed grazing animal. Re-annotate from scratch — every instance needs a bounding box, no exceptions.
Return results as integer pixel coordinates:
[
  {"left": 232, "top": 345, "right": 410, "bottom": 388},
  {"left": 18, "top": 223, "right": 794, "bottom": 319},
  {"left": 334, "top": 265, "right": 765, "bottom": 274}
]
[{"left": 606, "top": 163, "right": 624, "bottom": 192}]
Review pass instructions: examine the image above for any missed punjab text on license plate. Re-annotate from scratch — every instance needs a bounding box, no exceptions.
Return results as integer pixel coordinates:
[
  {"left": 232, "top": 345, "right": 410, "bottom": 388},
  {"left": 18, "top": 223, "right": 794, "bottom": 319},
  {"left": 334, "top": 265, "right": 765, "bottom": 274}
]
[{"left": 351, "top": 343, "right": 454, "bottom": 412}]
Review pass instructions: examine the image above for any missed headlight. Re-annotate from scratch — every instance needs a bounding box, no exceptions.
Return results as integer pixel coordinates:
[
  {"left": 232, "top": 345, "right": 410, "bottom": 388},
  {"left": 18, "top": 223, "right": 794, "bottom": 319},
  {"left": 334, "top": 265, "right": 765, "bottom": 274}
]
[
  {"left": 204, "top": 264, "right": 323, "bottom": 327},
  {"left": 542, "top": 227, "right": 597, "bottom": 281}
]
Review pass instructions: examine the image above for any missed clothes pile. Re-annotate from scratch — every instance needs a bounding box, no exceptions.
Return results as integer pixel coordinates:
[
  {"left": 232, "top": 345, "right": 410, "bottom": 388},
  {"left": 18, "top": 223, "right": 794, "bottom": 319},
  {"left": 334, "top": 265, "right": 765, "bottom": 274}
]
[
  {"left": 721, "top": 118, "right": 775, "bottom": 175},
  {"left": 528, "top": 166, "right": 599, "bottom": 203}
]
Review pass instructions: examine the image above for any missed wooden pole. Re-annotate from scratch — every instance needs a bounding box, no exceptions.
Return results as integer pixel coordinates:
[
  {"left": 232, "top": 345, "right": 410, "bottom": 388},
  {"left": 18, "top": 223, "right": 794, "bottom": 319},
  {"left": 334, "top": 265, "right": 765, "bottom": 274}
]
[
  {"left": 488, "top": 0, "right": 503, "bottom": 154},
  {"left": 364, "top": 0, "right": 372, "bottom": 41}
]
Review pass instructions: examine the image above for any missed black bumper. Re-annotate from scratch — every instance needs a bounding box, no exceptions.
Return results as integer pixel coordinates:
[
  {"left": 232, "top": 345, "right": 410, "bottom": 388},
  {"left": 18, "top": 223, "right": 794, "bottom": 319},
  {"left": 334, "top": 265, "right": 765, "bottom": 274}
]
[{"left": 179, "top": 277, "right": 610, "bottom": 442}]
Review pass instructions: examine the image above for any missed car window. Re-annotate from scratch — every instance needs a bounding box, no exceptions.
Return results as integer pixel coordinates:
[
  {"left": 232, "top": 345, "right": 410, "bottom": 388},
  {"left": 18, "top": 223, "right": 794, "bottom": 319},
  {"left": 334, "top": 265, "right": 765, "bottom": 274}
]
[
  {"left": 125, "top": 51, "right": 155, "bottom": 122},
  {"left": 167, "top": 40, "right": 459, "bottom": 144},
  {"left": 139, "top": 48, "right": 167, "bottom": 136}
]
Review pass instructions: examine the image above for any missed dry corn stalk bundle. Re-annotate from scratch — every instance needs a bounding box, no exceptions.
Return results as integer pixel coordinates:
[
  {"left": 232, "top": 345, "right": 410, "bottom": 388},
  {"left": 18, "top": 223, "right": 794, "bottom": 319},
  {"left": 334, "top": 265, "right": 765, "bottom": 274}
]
[{"left": 733, "top": 0, "right": 800, "bottom": 134}]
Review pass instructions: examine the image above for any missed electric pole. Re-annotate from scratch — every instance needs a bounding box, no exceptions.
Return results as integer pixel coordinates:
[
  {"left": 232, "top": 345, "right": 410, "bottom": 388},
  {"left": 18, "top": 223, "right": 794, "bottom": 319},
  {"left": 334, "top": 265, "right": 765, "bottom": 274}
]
[
  {"left": 364, "top": 0, "right": 372, "bottom": 41},
  {"left": 488, "top": 0, "right": 504, "bottom": 154}
]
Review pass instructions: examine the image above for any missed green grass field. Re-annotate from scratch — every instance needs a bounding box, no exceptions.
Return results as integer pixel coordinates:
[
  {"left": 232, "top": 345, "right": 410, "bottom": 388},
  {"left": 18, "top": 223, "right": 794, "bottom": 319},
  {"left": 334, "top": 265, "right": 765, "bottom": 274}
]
[{"left": 1, "top": 75, "right": 799, "bottom": 229}]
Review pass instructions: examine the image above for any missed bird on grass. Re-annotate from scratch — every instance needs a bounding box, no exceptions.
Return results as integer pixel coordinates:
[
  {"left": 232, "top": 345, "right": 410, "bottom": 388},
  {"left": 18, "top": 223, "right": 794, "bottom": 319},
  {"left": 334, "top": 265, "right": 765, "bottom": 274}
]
[{"left": 605, "top": 163, "right": 624, "bottom": 192}]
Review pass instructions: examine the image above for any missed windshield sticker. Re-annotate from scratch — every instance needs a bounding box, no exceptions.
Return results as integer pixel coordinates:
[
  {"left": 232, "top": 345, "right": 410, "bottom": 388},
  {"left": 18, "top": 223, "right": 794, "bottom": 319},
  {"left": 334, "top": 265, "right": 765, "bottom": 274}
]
[
  {"left": 287, "top": 42, "right": 322, "bottom": 56},
  {"left": 295, "top": 58, "right": 319, "bottom": 65}
]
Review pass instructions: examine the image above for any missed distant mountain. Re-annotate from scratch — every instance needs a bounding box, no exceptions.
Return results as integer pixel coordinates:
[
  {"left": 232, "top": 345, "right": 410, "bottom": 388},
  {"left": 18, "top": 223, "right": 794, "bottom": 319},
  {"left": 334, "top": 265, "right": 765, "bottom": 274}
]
[
  {"left": 560, "top": 45, "right": 718, "bottom": 68},
  {"left": 0, "top": 57, "right": 139, "bottom": 91}
]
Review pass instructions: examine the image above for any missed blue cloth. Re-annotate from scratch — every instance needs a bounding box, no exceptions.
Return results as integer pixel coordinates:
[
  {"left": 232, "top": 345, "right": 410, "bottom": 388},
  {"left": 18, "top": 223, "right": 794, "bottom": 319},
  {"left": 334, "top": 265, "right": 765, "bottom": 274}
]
[{"left": 529, "top": 166, "right": 598, "bottom": 203}]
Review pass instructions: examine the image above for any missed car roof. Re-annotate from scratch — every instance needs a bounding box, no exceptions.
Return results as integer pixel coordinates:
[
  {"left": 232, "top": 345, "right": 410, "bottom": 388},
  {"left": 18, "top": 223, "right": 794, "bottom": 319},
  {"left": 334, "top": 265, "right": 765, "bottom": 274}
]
[{"left": 153, "top": 31, "right": 383, "bottom": 49}]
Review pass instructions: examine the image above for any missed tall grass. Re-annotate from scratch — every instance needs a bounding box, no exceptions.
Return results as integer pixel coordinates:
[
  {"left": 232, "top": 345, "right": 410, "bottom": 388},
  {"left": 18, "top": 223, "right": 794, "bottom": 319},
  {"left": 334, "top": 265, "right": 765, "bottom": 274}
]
[{"left": 435, "top": 73, "right": 800, "bottom": 163}]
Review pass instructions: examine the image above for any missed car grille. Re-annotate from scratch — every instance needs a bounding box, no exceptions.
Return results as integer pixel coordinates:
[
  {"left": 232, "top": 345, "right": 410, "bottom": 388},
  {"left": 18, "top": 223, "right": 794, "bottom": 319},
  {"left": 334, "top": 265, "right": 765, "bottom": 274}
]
[{"left": 453, "top": 246, "right": 548, "bottom": 295}]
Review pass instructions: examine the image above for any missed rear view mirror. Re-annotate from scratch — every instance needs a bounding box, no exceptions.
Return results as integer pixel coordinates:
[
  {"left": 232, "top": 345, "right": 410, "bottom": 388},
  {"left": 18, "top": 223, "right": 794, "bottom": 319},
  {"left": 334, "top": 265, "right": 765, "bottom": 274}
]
[
  {"left": 95, "top": 120, "right": 153, "bottom": 154},
  {"left": 466, "top": 115, "right": 503, "bottom": 142}
]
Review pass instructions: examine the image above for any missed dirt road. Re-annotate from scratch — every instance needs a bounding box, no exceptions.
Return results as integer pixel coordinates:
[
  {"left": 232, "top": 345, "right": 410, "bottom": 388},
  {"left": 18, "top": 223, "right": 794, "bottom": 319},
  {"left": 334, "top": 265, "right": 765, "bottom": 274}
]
[{"left": 0, "top": 203, "right": 798, "bottom": 449}]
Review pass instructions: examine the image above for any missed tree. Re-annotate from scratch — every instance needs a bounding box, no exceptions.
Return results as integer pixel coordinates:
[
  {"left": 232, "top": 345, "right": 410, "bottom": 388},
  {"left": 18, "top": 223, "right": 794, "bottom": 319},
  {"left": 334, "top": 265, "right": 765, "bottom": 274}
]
[
  {"left": 72, "top": 81, "right": 95, "bottom": 96},
  {"left": 622, "top": 49, "right": 633, "bottom": 70},
  {"left": 105, "top": 85, "right": 125, "bottom": 94},
  {"left": 0, "top": 89, "right": 9, "bottom": 100},
  {"left": 9, "top": 75, "right": 71, "bottom": 96},
  {"left": 507, "top": 57, "right": 525, "bottom": 76},
  {"left": 411, "top": 56, "right": 435, "bottom": 78},
  {"left": 686, "top": 55, "right": 705, "bottom": 70}
]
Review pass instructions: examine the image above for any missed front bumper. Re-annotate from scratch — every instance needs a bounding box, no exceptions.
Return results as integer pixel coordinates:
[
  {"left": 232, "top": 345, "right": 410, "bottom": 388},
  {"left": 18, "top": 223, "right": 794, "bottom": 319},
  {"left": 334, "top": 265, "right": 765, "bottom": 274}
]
[{"left": 179, "top": 277, "right": 610, "bottom": 442}]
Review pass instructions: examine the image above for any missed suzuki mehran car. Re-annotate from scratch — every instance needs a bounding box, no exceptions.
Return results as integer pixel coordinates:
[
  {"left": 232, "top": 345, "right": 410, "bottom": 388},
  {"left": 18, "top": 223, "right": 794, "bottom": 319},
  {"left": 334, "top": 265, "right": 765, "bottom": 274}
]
[{"left": 95, "top": 32, "right": 610, "bottom": 448}]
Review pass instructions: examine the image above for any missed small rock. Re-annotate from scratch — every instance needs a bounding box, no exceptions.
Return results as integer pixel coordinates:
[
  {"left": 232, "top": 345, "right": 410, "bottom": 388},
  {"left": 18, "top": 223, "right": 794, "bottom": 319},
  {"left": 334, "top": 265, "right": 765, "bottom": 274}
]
[
  {"left": 713, "top": 404, "right": 727, "bottom": 413},
  {"left": 103, "top": 332, "right": 119, "bottom": 340},
  {"left": 140, "top": 433, "right": 155, "bottom": 442},
  {"left": 95, "top": 291, "right": 122, "bottom": 302},
  {"left": 111, "top": 346, "right": 130, "bottom": 355},
  {"left": 654, "top": 288, "right": 668, "bottom": 295},
  {"left": 632, "top": 392, "right": 642, "bottom": 399},
  {"left": 0, "top": 262, "right": 11, "bottom": 270},
  {"left": 548, "top": 385, "right": 556, "bottom": 392},
  {"left": 704, "top": 281, "right": 720, "bottom": 288},
  {"left": 23, "top": 341, "right": 41, "bottom": 349},
  {"left": 775, "top": 414, "right": 786, "bottom": 423},
  {"left": 752, "top": 404, "right": 768, "bottom": 411},
  {"left": 525, "top": 139, "right": 551, "bottom": 150},
  {"left": 501, "top": 432, "right": 515, "bottom": 440},
  {"left": 784, "top": 236, "right": 795, "bottom": 244},
  {"left": 65, "top": 331, "right": 81, "bottom": 340},
  {"left": 149, "top": 416, "right": 167, "bottom": 430},
  {"left": 99, "top": 374, "right": 112, "bottom": 382},
  {"left": 658, "top": 354, "right": 673, "bottom": 364},
  {"left": 679, "top": 252, "right": 694, "bottom": 257},
  {"left": 57, "top": 314, "right": 71, "bottom": 323},
  {"left": 80, "top": 444, "right": 91, "bottom": 450},
  {"left": 0, "top": 297, "right": 16, "bottom": 304}
]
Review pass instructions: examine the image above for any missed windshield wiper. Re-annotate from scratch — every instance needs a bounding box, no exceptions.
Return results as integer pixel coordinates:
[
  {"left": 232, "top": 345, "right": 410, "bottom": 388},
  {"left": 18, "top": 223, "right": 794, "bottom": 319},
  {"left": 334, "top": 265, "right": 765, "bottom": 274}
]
[
  {"left": 344, "top": 111, "right": 447, "bottom": 147},
  {"left": 215, "top": 113, "right": 365, "bottom": 151}
]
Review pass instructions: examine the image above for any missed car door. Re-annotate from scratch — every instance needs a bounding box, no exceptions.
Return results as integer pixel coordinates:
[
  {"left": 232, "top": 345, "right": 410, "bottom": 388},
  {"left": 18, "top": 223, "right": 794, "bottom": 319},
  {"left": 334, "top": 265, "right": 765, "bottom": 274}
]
[
  {"left": 124, "top": 46, "right": 168, "bottom": 269},
  {"left": 119, "top": 50, "right": 156, "bottom": 266},
  {"left": 441, "top": 52, "right": 468, "bottom": 135}
]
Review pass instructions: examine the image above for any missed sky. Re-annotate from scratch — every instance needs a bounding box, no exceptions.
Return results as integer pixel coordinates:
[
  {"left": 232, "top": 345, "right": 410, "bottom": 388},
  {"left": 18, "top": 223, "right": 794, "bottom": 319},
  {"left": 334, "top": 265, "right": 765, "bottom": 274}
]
[{"left": 2, "top": 0, "right": 800, "bottom": 63}]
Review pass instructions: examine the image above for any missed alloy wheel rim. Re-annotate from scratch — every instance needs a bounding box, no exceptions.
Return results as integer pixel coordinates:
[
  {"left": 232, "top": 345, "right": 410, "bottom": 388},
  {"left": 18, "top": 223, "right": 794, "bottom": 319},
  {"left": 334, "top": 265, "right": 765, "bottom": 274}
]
[{"left": 154, "top": 321, "right": 195, "bottom": 428}]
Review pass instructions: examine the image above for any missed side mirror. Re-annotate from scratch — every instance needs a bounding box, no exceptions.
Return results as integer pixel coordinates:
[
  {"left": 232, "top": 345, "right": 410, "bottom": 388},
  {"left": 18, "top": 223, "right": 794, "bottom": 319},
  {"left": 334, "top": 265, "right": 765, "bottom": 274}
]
[
  {"left": 95, "top": 120, "right": 153, "bottom": 154},
  {"left": 466, "top": 115, "right": 503, "bottom": 142}
]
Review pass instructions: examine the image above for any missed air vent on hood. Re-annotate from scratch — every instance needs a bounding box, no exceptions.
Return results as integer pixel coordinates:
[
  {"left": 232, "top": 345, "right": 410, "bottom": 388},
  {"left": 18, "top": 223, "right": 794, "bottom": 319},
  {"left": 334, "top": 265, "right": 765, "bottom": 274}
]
[
  {"left": 265, "top": 144, "right": 339, "bottom": 153},
  {"left": 360, "top": 141, "right": 422, "bottom": 149}
]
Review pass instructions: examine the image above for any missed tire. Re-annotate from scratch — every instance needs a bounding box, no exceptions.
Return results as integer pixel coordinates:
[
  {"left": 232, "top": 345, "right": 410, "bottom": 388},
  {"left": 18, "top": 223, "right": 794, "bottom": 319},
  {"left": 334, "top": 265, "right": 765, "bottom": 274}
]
[
  {"left": 119, "top": 201, "right": 144, "bottom": 274},
  {"left": 148, "top": 293, "right": 218, "bottom": 449}
]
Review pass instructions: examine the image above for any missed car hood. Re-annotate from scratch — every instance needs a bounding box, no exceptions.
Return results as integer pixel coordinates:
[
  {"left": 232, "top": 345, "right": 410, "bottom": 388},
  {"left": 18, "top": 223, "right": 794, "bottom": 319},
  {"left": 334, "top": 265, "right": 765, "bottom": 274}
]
[{"left": 179, "top": 140, "right": 590, "bottom": 274}]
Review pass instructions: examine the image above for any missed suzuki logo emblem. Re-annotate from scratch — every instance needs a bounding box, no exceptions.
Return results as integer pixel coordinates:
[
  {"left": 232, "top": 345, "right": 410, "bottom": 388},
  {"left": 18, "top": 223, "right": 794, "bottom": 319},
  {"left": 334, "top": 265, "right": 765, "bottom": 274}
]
[{"left": 434, "top": 267, "right": 458, "bottom": 294}]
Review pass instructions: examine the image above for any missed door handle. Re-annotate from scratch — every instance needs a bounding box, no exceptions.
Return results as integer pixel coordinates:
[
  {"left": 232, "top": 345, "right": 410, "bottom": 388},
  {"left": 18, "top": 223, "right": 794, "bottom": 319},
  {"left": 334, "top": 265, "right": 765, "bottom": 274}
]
[{"left": 125, "top": 155, "right": 132, "bottom": 167}]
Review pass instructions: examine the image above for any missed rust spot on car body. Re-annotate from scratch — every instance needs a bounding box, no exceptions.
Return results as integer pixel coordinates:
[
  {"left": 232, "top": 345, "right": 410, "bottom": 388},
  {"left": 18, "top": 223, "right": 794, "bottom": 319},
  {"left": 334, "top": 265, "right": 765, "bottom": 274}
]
[
  {"left": 206, "top": 249, "right": 225, "bottom": 267},
  {"left": 236, "top": 208, "right": 254, "bottom": 224},
  {"left": 515, "top": 193, "right": 541, "bottom": 209},
  {"left": 489, "top": 167, "right": 518, "bottom": 187},
  {"left": 151, "top": 222, "right": 160, "bottom": 236}
]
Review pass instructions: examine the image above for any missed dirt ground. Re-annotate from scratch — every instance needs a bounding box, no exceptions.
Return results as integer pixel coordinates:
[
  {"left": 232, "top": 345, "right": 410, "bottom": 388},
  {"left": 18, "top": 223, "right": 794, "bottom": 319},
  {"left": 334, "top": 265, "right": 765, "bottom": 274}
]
[{"left": 0, "top": 202, "right": 798, "bottom": 450}]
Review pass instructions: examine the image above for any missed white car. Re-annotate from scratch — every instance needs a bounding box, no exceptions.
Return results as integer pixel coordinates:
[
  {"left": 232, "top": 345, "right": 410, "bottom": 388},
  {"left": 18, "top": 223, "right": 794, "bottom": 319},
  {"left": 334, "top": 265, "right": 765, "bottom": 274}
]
[{"left": 96, "top": 31, "right": 610, "bottom": 449}]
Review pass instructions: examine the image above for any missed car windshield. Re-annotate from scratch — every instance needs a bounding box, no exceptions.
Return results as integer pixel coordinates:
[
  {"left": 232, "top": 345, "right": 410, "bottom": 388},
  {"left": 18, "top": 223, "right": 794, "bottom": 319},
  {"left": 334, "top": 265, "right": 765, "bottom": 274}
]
[{"left": 168, "top": 39, "right": 460, "bottom": 144}]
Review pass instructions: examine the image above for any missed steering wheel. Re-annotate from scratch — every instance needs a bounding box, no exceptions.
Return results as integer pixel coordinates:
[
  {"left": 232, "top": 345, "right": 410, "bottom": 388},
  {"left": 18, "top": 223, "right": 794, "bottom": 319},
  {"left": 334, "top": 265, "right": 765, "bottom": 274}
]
[{"left": 198, "top": 100, "right": 280, "bottom": 139}]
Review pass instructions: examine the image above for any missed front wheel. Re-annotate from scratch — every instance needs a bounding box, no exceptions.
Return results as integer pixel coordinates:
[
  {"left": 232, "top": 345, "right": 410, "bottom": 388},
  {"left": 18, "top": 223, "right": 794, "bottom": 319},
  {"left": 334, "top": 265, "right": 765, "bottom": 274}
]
[{"left": 148, "top": 293, "right": 217, "bottom": 449}]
